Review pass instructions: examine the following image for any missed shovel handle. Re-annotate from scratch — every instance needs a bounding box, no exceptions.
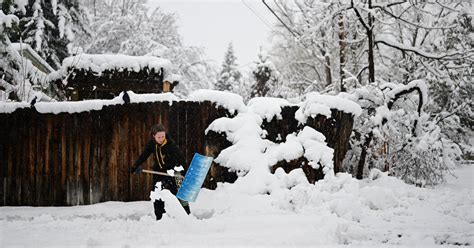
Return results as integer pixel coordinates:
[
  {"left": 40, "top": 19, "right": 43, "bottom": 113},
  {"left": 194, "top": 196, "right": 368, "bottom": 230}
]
[{"left": 142, "top": 169, "right": 184, "bottom": 179}]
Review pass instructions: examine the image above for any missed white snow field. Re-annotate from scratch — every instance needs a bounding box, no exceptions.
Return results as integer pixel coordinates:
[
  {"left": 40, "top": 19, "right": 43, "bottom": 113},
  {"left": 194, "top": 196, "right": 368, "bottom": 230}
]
[{"left": 1, "top": 164, "right": 472, "bottom": 247}]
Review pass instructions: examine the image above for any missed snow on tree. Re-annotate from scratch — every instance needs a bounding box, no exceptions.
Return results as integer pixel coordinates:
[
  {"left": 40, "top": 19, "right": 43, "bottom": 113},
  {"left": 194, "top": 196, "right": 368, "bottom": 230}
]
[
  {"left": 0, "top": 2, "right": 55, "bottom": 102},
  {"left": 250, "top": 50, "right": 280, "bottom": 98},
  {"left": 215, "top": 42, "right": 242, "bottom": 93},
  {"left": 4, "top": 0, "right": 88, "bottom": 69},
  {"left": 341, "top": 79, "right": 462, "bottom": 185},
  {"left": 268, "top": 0, "right": 472, "bottom": 183}
]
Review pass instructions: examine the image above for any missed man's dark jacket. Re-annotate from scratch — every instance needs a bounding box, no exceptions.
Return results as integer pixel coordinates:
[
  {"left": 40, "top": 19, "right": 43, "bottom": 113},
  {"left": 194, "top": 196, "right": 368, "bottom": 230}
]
[{"left": 133, "top": 135, "right": 186, "bottom": 182}]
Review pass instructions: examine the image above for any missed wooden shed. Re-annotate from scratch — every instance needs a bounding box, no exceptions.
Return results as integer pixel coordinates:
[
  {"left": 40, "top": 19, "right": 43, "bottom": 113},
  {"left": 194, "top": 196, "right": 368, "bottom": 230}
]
[{"left": 51, "top": 54, "right": 179, "bottom": 101}]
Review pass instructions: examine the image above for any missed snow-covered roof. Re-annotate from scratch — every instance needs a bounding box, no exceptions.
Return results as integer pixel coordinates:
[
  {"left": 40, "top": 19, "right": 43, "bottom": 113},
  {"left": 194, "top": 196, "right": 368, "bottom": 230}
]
[
  {"left": 10, "top": 43, "right": 55, "bottom": 73},
  {"left": 60, "top": 54, "right": 172, "bottom": 75}
]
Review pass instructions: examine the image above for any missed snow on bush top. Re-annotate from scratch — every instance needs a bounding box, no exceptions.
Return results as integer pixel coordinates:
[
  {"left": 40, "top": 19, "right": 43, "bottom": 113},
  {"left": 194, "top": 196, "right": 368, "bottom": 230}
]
[
  {"left": 60, "top": 54, "right": 172, "bottom": 75},
  {"left": 188, "top": 89, "right": 247, "bottom": 115}
]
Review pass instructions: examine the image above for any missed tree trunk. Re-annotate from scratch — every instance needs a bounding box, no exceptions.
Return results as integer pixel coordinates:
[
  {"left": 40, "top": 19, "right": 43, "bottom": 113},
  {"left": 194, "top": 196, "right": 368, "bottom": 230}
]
[
  {"left": 367, "top": 0, "right": 375, "bottom": 83},
  {"left": 356, "top": 131, "right": 373, "bottom": 179},
  {"left": 338, "top": 14, "right": 347, "bottom": 92},
  {"left": 324, "top": 50, "right": 332, "bottom": 87}
]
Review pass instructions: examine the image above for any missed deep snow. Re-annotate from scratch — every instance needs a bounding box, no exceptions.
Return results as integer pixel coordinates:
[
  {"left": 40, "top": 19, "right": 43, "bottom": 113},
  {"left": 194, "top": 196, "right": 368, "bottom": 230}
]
[{"left": 1, "top": 164, "right": 472, "bottom": 247}]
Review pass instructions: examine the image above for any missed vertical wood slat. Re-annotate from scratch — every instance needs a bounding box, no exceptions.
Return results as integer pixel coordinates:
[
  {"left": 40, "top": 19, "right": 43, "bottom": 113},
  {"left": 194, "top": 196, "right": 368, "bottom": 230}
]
[
  {"left": 28, "top": 110, "right": 35, "bottom": 206},
  {"left": 52, "top": 115, "right": 60, "bottom": 205},
  {"left": 89, "top": 111, "right": 99, "bottom": 204},
  {"left": 60, "top": 114, "right": 67, "bottom": 206},
  {"left": 177, "top": 102, "right": 187, "bottom": 164},
  {"left": 122, "top": 108, "right": 130, "bottom": 201},
  {"left": 83, "top": 112, "right": 92, "bottom": 204},
  {"left": 104, "top": 107, "right": 115, "bottom": 201},
  {"left": 35, "top": 115, "right": 44, "bottom": 206},
  {"left": 0, "top": 114, "right": 6, "bottom": 205},
  {"left": 0, "top": 113, "right": 9, "bottom": 205},
  {"left": 99, "top": 111, "right": 108, "bottom": 203},
  {"left": 75, "top": 113, "right": 83, "bottom": 205},
  {"left": 116, "top": 106, "right": 125, "bottom": 201},
  {"left": 20, "top": 112, "right": 25, "bottom": 205},
  {"left": 12, "top": 113, "right": 20, "bottom": 205},
  {"left": 67, "top": 114, "right": 75, "bottom": 205}
]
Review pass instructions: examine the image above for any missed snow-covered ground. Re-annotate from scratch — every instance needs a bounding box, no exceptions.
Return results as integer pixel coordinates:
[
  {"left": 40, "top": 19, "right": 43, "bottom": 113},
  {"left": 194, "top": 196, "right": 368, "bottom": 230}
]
[{"left": 1, "top": 165, "right": 473, "bottom": 247}]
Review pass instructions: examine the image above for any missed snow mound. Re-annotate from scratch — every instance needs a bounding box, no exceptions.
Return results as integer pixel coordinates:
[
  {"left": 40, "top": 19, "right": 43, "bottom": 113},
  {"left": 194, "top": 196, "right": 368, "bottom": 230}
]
[
  {"left": 207, "top": 107, "right": 334, "bottom": 194},
  {"left": 149, "top": 182, "right": 188, "bottom": 221}
]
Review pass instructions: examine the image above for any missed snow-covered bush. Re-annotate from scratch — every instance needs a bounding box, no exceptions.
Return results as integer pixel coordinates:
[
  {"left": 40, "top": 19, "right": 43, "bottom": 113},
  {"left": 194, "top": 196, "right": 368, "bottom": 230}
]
[
  {"left": 343, "top": 79, "right": 462, "bottom": 185},
  {"left": 387, "top": 117, "right": 462, "bottom": 186}
]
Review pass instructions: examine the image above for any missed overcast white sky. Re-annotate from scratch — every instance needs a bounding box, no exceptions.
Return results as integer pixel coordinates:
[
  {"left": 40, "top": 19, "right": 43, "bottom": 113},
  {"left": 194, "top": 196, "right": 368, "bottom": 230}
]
[{"left": 147, "top": 0, "right": 276, "bottom": 68}]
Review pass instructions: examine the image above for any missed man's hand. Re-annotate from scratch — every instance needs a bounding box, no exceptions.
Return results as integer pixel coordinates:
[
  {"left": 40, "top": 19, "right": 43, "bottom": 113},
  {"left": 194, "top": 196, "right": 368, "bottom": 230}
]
[{"left": 131, "top": 165, "right": 142, "bottom": 174}]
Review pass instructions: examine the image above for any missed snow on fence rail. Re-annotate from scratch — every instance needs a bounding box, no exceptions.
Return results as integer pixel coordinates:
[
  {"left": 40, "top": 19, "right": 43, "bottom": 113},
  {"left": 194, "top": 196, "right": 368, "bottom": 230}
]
[{"left": 0, "top": 93, "right": 357, "bottom": 206}]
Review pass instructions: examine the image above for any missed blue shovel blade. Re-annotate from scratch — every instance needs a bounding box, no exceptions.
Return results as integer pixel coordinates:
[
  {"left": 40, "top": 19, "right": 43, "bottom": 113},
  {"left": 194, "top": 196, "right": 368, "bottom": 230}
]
[{"left": 176, "top": 153, "right": 213, "bottom": 202}]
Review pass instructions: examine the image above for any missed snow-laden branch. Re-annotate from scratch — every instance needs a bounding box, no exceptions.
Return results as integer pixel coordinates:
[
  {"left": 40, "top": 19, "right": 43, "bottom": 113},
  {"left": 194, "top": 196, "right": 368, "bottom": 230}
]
[
  {"left": 0, "top": 79, "right": 15, "bottom": 93},
  {"left": 0, "top": 10, "right": 19, "bottom": 32},
  {"left": 350, "top": 0, "right": 370, "bottom": 31},
  {"left": 373, "top": 5, "right": 458, "bottom": 30},
  {"left": 387, "top": 79, "right": 427, "bottom": 115},
  {"left": 375, "top": 38, "right": 470, "bottom": 60},
  {"left": 372, "top": 1, "right": 407, "bottom": 9}
]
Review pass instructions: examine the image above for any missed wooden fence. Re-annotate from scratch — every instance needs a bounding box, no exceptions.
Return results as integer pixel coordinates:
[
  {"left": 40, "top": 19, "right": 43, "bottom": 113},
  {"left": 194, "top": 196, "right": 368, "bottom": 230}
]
[{"left": 0, "top": 100, "right": 354, "bottom": 206}]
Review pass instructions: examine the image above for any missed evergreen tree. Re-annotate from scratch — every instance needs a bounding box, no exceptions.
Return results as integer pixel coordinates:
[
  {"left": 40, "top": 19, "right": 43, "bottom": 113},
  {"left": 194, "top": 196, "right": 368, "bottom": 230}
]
[
  {"left": 1, "top": 1, "right": 56, "bottom": 102},
  {"left": 4, "top": 0, "right": 89, "bottom": 69},
  {"left": 215, "top": 42, "right": 241, "bottom": 92},
  {"left": 250, "top": 50, "right": 279, "bottom": 98}
]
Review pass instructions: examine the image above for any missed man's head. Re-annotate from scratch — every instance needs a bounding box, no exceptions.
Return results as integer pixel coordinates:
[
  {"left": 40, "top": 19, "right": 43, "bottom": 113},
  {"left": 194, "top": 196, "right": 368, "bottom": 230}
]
[{"left": 150, "top": 124, "right": 166, "bottom": 144}]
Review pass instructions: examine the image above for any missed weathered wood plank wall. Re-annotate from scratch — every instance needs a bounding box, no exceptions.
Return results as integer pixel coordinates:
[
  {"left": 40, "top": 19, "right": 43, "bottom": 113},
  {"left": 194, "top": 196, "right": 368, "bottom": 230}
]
[{"left": 0, "top": 101, "right": 354, "bottom": 206}]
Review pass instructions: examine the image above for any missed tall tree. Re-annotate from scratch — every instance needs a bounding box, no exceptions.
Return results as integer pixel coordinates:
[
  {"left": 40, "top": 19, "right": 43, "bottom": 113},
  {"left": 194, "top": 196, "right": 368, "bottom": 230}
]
[{"left": 215, "top": 42, "right": 242, "bottom": 92}]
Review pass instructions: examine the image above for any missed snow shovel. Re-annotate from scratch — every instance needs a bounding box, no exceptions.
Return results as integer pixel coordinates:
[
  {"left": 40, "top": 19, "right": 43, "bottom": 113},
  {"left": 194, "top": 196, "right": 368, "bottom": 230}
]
[
  {"left": 176, "top": 153, "right": 214, "bottom": 202},
  {"left": 142, "top": 169, "right": 184, "bottom": 179}
]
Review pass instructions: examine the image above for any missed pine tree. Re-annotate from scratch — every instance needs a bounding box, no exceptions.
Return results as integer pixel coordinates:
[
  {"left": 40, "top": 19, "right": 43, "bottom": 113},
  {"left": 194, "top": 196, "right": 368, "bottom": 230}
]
[
  {"left": 6, "top": 0, "right": 87, "bottom": 69},
  {"left": 1, "top": 1, "right": 56, "bottom": 102},
  {"left": 250, "top": 50, "right": 279, "bottom": 98},
  {"left": 215, "top": 42, "right": 241, "bottom": 92}
]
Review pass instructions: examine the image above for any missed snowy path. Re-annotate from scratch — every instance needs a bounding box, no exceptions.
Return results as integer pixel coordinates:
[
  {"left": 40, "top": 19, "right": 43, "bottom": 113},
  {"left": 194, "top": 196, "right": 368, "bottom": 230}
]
[{"left": 1, "top": 165, "right": 473, "bottom": 247}]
